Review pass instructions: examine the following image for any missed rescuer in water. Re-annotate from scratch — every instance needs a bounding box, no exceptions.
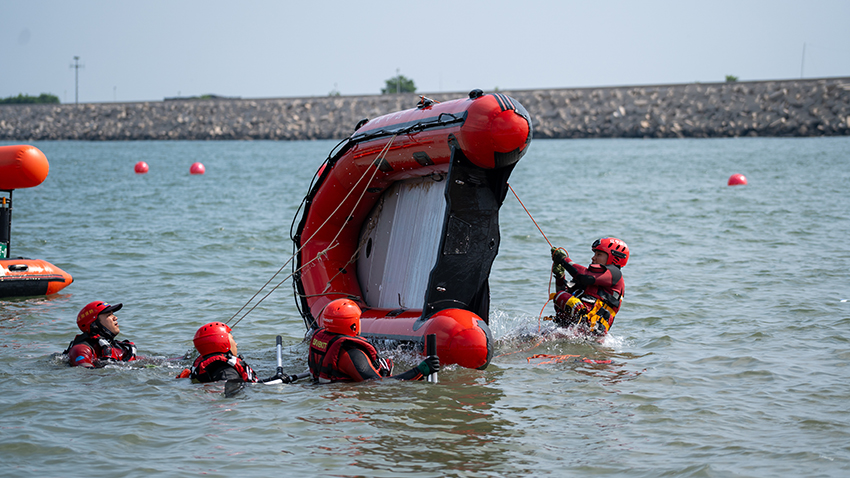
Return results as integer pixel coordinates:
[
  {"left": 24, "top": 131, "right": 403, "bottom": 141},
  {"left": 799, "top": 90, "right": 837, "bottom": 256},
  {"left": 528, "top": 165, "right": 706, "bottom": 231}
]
[
  {"left": 64, "top": 301, "right": 137, "bottom": 368},
  {"left": 178, "top": 322, "right": 259, "bottom": 383},
  {"left": 550, "top": 237, "right": 629, "bottom": 336},
  {"left": 308, "top": 299, "right": 440, "bottom": 383}
]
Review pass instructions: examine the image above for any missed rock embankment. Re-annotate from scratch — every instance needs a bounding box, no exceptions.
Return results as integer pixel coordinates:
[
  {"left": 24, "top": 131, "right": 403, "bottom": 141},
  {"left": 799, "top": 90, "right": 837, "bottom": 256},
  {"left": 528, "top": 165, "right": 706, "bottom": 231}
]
[{"left": 1, "top": 78, "right": 848, "bottom": 140}]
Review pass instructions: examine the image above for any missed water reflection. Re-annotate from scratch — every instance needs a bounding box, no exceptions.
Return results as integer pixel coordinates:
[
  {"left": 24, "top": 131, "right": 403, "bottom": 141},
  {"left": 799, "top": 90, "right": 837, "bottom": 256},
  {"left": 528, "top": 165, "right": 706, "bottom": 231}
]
[{"left": 296, "top": 369, "right": 530, "bottom": 475}]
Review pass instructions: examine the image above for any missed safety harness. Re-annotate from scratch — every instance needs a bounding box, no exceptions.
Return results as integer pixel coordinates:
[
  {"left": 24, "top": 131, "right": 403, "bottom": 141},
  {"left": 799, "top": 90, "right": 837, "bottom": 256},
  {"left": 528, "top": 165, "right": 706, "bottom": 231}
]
[
  {"left": 190, "top": 352, "right": 258, "bottom": 383},
  {"left": 308, "top": 328, "right": 390, "bottom": 383}
]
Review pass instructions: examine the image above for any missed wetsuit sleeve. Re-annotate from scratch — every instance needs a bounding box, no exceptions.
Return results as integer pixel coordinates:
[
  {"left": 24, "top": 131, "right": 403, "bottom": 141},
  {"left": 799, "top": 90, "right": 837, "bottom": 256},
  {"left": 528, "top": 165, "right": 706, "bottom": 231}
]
[
  {"left": 562, "top": 261, "right": 618, "bottom": 289},
  {"left": 338, "top": 347, "right": 384, "bottom": 381},
  {"left": 389, "top": 367, "right": 425, "bottom": 381},
  {"left": 68, "top": 343, "right": 96, "bottom": 368},
  {"left": 340, "top": 347, "right": 427, "bottom": 382}
]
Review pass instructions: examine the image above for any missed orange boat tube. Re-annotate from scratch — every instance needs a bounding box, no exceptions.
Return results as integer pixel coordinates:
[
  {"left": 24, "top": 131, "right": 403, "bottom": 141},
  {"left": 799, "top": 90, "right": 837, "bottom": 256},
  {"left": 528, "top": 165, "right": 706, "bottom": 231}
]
[
  {"left": 0, "top": 145, "right": 49, "bottom": 190},
  {"left": 292, "top": 91, "right": 532, "bottom": 369},
  {"left": 0, "top": 258, "right": 73, "bottom": 298}
]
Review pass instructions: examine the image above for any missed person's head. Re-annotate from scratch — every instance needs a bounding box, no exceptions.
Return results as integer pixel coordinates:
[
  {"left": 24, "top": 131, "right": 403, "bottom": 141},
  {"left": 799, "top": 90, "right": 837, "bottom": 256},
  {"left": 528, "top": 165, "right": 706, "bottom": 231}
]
[
  {"left": 193, "top": 322, "right": 237, "bottom": 356},
  {"left": 77, "top": 301, "right": 123, "bottom": 338},
  {"left": 591, "top": 237, "right": 629, "bottom": 268},
  {"left": 320, "top": 299, "right": 362, "bottom": 336}
]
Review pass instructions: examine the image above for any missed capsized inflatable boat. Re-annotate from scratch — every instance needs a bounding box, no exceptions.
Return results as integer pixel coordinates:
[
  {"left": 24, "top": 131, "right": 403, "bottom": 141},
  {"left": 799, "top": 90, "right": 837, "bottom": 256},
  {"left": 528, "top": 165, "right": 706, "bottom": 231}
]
[
  {"left": 291, "top": 90, "right": 532, "bottom": 369},
  {"left": 0, "top": 145, "right": 73, "bottom": 298}
]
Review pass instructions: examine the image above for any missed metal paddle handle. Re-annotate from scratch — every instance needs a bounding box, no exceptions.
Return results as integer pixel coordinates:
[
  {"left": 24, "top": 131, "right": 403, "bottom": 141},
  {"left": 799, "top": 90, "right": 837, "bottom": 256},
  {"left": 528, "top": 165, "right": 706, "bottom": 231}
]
[{"left": 426, "top": 333, "right": 438, "bottom": 383}]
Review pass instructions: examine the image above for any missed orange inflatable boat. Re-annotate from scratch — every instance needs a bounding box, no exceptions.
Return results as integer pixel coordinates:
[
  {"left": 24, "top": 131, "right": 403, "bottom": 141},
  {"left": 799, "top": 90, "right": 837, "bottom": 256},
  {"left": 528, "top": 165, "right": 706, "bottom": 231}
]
[
  {"left": 0, "top": 145, "right": 73, "bottom": 298},
  {"left": 292, "top": 91, "right": 532, "bottom": 369}
]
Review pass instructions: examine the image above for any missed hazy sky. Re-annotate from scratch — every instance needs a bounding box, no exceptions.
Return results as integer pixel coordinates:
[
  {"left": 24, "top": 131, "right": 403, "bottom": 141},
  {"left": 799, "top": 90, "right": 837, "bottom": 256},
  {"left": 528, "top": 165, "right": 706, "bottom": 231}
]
[{"left": 2, "top": 0, "right": 849, "bottom": 103}]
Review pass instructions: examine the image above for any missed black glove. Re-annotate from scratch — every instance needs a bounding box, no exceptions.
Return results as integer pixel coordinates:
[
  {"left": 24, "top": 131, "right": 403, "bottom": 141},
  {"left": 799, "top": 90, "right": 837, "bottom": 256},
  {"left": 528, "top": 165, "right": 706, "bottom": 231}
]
[
  {"left": 551, "top": 247, "right": 568, "bottom": 264},
  {"left": 551, "top": 247, "right": 568, "bottom": 277},
  {"left": 416, "top": 356, "right": 440, "bottom": 376}
]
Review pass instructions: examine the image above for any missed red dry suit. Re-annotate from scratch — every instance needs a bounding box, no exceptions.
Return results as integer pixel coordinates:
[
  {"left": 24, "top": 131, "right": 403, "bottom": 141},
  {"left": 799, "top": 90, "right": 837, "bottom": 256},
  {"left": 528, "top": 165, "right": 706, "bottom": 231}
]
[
  {"left": 64, "top": 333, "right": 137, "bottom": 368},
  {"left": 553, "top": 259, "right": 625, "bottom": 335}
]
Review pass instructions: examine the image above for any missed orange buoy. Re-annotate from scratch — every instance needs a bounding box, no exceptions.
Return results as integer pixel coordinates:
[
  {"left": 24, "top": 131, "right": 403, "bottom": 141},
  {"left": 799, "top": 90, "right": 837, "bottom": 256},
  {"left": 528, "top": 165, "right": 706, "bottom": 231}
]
[
  {"left": 728, "top": 173, "right": 747, "bottom": 186},
  {"left": 134, "top": 161, "right": 149, "bottom": 174},
  {"left": 190, "top": 162, "right": 205, "bottom": 175},
  {"left": 0, "top": 145, "right": 49, "bottom": 190}
]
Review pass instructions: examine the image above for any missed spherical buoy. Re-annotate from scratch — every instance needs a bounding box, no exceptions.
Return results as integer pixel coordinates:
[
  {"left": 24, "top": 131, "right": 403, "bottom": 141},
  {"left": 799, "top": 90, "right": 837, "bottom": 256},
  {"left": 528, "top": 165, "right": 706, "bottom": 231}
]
[
  {"left": 190, "top": 162, "right": 205, "bottom": 175},
  {"left": 728, "top": 173, "right": 747, "bottom": 186},
  {"left": 134, "top": 161, "right": 149, "bottom": 174}
]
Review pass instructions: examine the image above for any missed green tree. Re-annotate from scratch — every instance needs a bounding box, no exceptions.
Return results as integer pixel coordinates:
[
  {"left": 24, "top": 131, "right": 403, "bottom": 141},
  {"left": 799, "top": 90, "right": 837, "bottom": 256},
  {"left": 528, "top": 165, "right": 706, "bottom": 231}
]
[
  {"left": 381, "top": 74, "right": 416, "bottom": 94},
  {"left": 725, "top": 75, "right": 739, "bottom": 83},
  {"left": 0, "top": 93, "right": 60, "bottom": 104}
]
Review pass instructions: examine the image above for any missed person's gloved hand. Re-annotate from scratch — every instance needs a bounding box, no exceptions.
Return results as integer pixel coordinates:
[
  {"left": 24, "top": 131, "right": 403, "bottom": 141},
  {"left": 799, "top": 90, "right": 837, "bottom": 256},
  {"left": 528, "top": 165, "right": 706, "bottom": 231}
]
[
  {"left": 551, "top": 247, "right": 568, "bottom": 263},
  {"left": 551, "top": 247, "right": 568, "bottom": 277},
  {"left": 552, "top": 262, "right": 566, "bottom": 278},
  {"left": 416, "top": 356, "right": 440, "bottom": 376}
]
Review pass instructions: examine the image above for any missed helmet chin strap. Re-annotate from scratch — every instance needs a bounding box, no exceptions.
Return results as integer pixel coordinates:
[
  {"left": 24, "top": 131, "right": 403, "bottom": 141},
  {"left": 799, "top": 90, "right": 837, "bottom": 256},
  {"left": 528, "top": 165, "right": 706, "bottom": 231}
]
[{"left": 90, "top": 321, "right": 116, "bottom": 340}]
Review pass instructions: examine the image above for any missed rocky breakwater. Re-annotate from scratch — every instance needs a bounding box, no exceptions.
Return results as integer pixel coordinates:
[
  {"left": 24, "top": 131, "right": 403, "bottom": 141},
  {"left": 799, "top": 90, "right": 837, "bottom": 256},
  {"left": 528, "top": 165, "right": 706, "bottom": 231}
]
[
  {"left": 1, "top": 78, "right": 848, "bottom": 141},
  {"left": 522, "top": 77, "right": 850, "bottom": 138}
]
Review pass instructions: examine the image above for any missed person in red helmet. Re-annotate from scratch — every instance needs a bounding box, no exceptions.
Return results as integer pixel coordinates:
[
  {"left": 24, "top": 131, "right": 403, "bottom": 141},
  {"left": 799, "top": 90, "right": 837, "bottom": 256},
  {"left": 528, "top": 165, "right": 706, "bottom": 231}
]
[
  {"left": 550, "top": 237, "right": 628, "bottom": 336},
  {"left": 63, "top": 301, "right": 137, "bottom": 368},
  {"left": 308, "top": 298, "right": 440, "bottom": 383},
  {"left": 181, "top": 322, "right": 258, "bottom": 383}
]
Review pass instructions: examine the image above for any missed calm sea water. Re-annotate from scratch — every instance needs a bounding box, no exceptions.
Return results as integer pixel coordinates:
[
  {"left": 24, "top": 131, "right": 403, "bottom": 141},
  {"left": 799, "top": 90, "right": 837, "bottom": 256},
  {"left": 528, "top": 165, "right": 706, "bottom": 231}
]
[{"left": 1, "top": 137, "right": 849, "bottom": 477}]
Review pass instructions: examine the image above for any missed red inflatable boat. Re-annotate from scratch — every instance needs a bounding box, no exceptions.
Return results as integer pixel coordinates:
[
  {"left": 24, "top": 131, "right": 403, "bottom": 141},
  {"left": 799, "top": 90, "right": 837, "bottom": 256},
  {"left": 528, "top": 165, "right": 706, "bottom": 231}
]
[
  {"left": 292, "top": 91, "right": 532, "bottom": 369},
  {"left": 0, "top": 145, "right": 73, "bottom": 298}
]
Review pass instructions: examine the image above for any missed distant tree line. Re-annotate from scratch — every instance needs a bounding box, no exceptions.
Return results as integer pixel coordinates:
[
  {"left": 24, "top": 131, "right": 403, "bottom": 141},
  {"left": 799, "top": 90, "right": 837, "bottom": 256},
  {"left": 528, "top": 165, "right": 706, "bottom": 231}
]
[
  {"left": 0, "top": 93, "right": 60, "bottom": 104},
  {"left": 382, "top": 74, "right": 416, "bottom": 94}
]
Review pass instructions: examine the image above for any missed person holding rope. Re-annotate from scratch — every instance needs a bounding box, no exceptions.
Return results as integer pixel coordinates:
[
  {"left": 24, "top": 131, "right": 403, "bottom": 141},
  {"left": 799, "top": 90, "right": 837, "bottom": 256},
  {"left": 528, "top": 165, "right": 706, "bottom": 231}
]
[
  {"left": 308, "top": 299, "right": 440, "bottom": 383},
  {"left": 550, "top": 237, "right": 629, "bottom": 336},
  {"left": 64, "top": 301, "right": 138, "bottom": 368},
  {"left": 177, "top": 322, "right": 259, "bottom": 383}
]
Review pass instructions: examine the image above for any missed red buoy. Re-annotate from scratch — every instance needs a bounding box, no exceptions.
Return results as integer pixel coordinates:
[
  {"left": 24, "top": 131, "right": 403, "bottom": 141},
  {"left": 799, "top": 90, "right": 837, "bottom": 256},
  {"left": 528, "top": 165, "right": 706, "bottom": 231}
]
[
  {"left": 0, "top": 145, "right": 49, "bottom": 190},
  {"left": 728, "top": 173, "right": 747, "bottom": 186},
  {"left": 134, "top": 161, "right": 149, "bottom": 174},
  {"left": 190, "top": 162, "right": 205, "bottom": 175}
]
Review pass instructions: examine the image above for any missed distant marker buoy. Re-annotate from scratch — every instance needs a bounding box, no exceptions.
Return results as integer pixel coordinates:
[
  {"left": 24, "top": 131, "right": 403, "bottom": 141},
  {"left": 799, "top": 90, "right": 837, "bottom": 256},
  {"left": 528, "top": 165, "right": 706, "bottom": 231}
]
[
  {"left": 728, "top": 173, "right": 747, "bottom": 186},
  {"left": 190, "top": 162, "right": 205, "bottom": 175},
  {"left": 134, "top": 161, "right": 149, "bottom": 174}
]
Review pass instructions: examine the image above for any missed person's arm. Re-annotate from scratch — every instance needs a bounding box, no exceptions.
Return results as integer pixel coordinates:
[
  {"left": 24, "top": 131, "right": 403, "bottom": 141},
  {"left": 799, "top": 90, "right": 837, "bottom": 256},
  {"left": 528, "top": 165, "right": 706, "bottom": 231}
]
[
  {"left": 338, "top": 348, "right": 385, "bottom": 381},
  {"left": 389, "top": 355, "right": 439, "bottom": 381},
  {"left": 340, "top": 348, "right": 440, "bottom": 382},
  {"left": 553, "top": 248, "right": 593, "bottom": 288},
  {"left": 67, "top": 343, "right": 96, "bottom": 368}
]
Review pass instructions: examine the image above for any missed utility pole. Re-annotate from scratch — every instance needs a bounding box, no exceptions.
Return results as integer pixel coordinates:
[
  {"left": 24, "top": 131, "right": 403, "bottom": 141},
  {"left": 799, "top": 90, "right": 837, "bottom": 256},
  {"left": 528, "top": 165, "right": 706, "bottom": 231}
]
[
  {"left": 396, "top": 68, "right": 400, "bottom": 94},
  {"left": 800, "top": 43, "right": 806, "bottom": 79},
  {"left": 70, "top": 56, "right": 84, "bottom": 104}
]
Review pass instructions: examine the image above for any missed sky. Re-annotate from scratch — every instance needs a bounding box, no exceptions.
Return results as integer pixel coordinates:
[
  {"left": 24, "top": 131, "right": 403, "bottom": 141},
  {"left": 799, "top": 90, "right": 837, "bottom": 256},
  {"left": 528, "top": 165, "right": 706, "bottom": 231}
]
[{"left": 2, "top": 0, "right": 849, "bottom": 104}]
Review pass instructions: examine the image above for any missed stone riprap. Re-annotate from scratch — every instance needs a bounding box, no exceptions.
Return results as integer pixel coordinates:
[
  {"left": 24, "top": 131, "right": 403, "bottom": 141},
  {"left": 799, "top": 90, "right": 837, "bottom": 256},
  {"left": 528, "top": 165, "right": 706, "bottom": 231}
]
[{"left": 1, "top": 78, "right": 848, "bottom": 141}]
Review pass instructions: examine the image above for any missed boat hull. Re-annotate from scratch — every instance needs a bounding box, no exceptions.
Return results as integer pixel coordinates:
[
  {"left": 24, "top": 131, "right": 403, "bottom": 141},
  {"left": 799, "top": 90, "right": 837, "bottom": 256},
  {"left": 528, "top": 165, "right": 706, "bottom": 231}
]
[
  {"left": 293, "top": 91, "right": 531, "bottom": 369},
  {"left": 0, "top": 258, "right": 73, "bottom": 298}
]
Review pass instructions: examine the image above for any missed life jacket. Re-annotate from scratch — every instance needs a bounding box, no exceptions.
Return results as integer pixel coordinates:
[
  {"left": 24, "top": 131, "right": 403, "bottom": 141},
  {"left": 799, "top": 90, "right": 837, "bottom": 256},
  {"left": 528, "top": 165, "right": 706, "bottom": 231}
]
[
  {"left": 554, "top": 264, "right": 625, "bottom": 335},
  {"left": 553, "top": 290, "right": 618, "bottom": 335},
  {"left": 190, "top": 352, "right": 258, "bottom": 383},
  {"left": 308, "top": 328, "right": 390, "bottom": 383},
  {"left": 64, "top": 333, "right": 137, "bottom": 365}
]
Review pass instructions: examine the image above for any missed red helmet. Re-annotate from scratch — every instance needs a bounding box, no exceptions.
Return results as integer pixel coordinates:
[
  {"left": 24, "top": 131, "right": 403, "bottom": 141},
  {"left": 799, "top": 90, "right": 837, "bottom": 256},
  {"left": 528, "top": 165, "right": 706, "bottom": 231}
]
[
  {"left": 320, "top": 299, "right": 361, "bottom": 336},
  {"left": 193, "top": 322, "right": 233, "bottom": 356},
  {"left": 592, "top": 237, "right": 629, "bottom": 267},
  {"left": 77, "top": 301, "right": 123, "bottom": 333}
]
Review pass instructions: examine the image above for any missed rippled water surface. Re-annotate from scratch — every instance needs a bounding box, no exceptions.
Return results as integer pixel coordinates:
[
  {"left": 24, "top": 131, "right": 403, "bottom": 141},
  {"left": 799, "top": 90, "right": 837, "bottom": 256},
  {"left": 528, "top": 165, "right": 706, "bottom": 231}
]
[{"left": 1, "top": 137, "right": 849, "bottom": 477}]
